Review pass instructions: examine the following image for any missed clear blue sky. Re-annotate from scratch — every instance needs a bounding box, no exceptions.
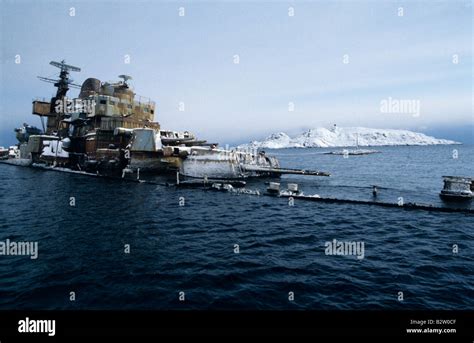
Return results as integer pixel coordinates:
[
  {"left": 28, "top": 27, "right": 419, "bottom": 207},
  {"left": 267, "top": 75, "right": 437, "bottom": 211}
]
[{"left": 0, "top": 0, "right": 472, "bottom": 146}]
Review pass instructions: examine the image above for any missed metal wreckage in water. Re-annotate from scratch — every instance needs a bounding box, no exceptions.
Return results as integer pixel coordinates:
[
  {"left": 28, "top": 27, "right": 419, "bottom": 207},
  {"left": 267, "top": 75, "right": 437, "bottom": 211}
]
[
  {"left": 2, "top": 61, "right": 472, "bottom": 214},
  {"left": 1, "top": 60, "right": 330, "bottom": 181}
]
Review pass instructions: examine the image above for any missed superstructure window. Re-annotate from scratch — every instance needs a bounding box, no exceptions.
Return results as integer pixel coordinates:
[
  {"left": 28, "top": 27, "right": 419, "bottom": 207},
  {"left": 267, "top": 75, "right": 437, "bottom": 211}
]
[{"left": 99, "top": 100, "right": 107, "bottom": 105}]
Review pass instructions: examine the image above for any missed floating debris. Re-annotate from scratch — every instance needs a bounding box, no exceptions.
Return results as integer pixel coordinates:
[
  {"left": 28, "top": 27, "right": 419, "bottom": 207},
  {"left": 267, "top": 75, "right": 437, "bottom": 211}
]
[
  {"left": 324, "top": 149, "right": 379, "bottom": 156},
  {"left": 372, "top": 185, "right": 378, "bottom": 197},
  {"left": 177, "top": 179, "right": 246, "bottom": 188},
  {"left": 280, "top": 183, "right": 303, "bottom": 196},
  {"left": 211, "top": 183, "right": 260, "bottom": 195},
  {"left": 278, "top": 193, "right": 473, "bottom": 214},
  {"left": 440, "top": 176, "right": 473, "bottom": 200},
  {"left": 262, "top": 181, "right": 472, "bottom": 213},
  {"left": 266, "top": 182, "right": 281, "bottom": 195}
]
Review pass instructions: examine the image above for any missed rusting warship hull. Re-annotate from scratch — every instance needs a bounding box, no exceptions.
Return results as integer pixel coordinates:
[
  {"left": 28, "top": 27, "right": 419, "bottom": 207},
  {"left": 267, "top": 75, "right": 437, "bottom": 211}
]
[{"left": 4, "top": 60, "right": 330, "bottom": 180}]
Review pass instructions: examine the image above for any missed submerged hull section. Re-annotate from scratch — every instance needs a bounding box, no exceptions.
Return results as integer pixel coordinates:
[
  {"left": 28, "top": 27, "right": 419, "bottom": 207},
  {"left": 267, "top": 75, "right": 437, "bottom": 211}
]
[
  {"left": 181, "top": 154, "right": 243, "bottom": 179},
  {"left": 129, "top": 153, "right": 182, "bottom": 172},
  {"left": 179, "top": 148, "right": 282, "bottom": 179},
  {"left": 0, "top": 158, "right": 32, "bottom": 167}
]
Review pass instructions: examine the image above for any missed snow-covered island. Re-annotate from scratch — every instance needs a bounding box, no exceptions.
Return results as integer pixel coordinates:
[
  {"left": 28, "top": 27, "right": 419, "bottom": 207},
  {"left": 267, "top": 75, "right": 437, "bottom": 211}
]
[{"left": 239, "top": 127, "right": 460, "bottom": 149}]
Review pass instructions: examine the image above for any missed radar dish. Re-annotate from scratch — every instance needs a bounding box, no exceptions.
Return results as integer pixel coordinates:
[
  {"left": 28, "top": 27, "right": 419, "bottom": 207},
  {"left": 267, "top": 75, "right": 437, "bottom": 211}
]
[
  {"left": 118, "top": 75, "right": 132, "bottom": 83},
  {"left": 50, "top": 60, "right": 81, "bottom": 72}
]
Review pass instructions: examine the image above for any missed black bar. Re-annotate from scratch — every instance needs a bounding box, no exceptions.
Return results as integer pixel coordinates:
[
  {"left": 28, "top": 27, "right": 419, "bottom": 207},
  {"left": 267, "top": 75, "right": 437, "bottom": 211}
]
[{"left": 0, "top": 310, "right": 472, "bottom": 338}]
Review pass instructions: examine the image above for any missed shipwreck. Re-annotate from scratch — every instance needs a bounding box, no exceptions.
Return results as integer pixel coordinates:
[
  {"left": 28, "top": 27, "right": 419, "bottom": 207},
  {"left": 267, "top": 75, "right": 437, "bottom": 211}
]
[{"left": 1, "top": 60, "right": 330, "bottom": 180}]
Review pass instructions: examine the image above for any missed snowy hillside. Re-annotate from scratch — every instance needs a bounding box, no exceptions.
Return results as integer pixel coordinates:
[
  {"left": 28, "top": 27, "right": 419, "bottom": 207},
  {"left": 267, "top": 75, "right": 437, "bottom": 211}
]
[{"left": 239, "top": 127, "right": 460, "bottom": 149}]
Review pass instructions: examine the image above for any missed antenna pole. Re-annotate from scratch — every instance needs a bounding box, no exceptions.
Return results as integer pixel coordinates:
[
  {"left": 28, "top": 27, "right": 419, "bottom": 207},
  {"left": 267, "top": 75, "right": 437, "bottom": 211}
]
[{"left": 37, "top": 60, "right": 81, "bottom": 135}]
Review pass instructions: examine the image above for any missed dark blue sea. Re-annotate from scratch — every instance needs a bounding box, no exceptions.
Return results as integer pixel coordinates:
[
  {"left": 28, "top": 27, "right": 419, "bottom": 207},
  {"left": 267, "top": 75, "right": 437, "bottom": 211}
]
[{"left": 0, "top": 145, "right": 473, "bottom": 310}]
